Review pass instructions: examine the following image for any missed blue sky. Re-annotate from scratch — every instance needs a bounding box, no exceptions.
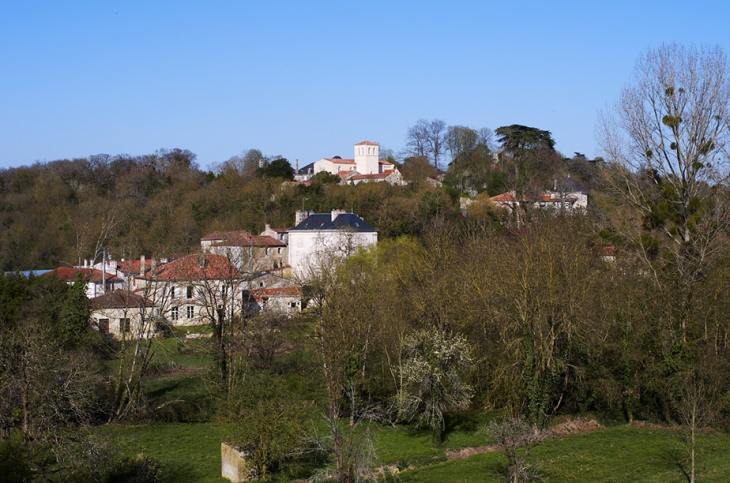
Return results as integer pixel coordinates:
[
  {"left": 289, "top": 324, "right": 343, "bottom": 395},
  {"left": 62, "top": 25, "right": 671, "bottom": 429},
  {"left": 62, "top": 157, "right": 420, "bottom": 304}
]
[{"left": 2, "top": 1, "right": 729, "bottom": 170}]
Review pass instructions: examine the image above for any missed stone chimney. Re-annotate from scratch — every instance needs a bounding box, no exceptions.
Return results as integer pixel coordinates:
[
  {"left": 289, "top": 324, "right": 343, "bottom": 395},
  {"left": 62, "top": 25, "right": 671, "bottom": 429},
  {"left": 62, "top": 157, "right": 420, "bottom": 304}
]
[
  {"left": 140, "top": 255, "right": 145, "bottom": 276},
  {"left": 331, "top": 209, "right": 345, "bottom": 222},
  {"left": 295, "top": 210, "right": 309, "bottom": 226}
]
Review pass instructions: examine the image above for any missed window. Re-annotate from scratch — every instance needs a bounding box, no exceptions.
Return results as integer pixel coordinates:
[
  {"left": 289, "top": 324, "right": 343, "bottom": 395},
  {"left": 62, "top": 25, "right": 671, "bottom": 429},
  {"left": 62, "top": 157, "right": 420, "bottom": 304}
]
[
  {"left": 170, "top": 307, "right": 178, "bottom": 321},
  {"left": 98, "top": 318, "right": 110, "bottom": 334},
  {"left": 277, "top": 247, "right": 282, "bottom": 254},
  {"left": 265, "top": 247, "right": 270, "bottom": 255},
  {"left": 119, "top": 318, "right": 130, "bottom": 333},
  {"left": 170, "top": 286, "right": 176, "bottom": 299},
  {"left": 187, "top": 286, "right": 193, "bottom": 299},
  {"left": 186, "top": 306, "right": 194, "bottom": 319},
  {"left": 289, "top": 302, "right": 297, "bottom": 308},
  {"left": 259, "top": 282, "right": 264, "bottom": 288}
]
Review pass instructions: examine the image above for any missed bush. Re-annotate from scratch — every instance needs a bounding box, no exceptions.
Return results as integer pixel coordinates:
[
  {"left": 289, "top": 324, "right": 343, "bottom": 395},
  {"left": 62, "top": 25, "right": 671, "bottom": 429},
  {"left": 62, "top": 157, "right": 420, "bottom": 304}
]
[
  {"left": 104, "top": 454, "right": 161, "bottom": 483},
  {"left": 0, "top": 432, "right": 31, "bottom": 483}
]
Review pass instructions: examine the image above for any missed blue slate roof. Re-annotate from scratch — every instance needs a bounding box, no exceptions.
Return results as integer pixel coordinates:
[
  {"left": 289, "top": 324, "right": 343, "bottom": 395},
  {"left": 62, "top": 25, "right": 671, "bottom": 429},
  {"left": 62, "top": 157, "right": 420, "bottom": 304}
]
[
  {"left": 557, "top": 176, "right": 587, "bottom": 194},
  {"left": 289, "top": 213, "right": 378, "bottom": 232}
]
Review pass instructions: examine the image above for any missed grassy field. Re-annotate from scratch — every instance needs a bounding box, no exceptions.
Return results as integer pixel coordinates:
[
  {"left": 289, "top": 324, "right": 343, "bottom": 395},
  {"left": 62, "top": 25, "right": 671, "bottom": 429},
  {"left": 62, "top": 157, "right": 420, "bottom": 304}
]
[
  {"left": 102, "top": 418, "right": 730, "bottom": 482},
  {"left": 101, "top": 335, "right": 730, "bottom": 482}
]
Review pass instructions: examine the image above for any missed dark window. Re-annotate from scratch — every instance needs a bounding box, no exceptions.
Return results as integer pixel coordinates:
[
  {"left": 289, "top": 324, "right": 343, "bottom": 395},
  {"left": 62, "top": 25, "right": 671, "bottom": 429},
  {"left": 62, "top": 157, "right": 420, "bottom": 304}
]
[
  {"left": 98, "top": 318, "right": 110, "bottom": 334},
  {"left": 187, "top": 286, "right": 193, "bottom": 298},
  {"left": 186, "top": 306, "right": 194, "bottom": 319},
  {"left": 119, "top": 318, "right": 130, "bottom": 333}
]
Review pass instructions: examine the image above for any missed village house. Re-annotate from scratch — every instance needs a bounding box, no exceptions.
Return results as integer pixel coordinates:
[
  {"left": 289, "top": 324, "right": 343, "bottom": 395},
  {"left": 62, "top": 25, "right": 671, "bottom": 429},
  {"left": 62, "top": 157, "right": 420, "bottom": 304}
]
[
  {"left": 260, "top": 224, "right": 289, "bottom": 244},
  {"left": 201, "top": 230, "right": 287, "bottom": 272},
  {"left": 245, "top": 286, "right": 303, "bottom": 315},
  {"left": 136, "top": 253, "right": 244, "bottom": 327},
  {"left": 42, "top": 266, "right": 124, "bottom": 298},
  {"left": 90, "top": 290, "right": 156, "bottom": 339},
  {"left": 491, "top": 177, "right": 588, "bottom": 215},
  {"left": 287, "top": 210, "right": 378, "bottom": 277}
]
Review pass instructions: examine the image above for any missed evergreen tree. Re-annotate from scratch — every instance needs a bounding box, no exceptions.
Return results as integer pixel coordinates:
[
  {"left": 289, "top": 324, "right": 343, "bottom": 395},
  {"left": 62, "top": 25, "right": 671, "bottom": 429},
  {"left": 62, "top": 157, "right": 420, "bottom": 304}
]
[{"left": 57, "top": 272, "right": 90, "bottom": 347}]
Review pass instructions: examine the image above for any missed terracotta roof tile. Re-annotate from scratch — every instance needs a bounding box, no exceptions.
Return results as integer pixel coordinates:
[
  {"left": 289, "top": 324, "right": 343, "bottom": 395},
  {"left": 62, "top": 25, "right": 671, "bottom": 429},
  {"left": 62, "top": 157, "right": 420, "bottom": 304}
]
[
  {"left": 143, "top": 254, "right": 241, "bottom": 281},
  {"left": 490, "top": 192, "right": 517, "bottom": 202},
  {"left": 117, "top": 259, "right": 153, "bottom": 275},
  {"left": 251, "top": 287, "right": 301, "bottom": 297},
  {"left": 355, "top": 140, "right": 378, "bottom": 146}
]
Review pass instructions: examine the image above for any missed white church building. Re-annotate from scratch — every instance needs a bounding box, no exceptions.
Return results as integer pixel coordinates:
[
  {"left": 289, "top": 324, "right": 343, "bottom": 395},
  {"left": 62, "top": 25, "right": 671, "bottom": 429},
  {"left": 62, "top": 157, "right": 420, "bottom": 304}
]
[{"left": 312, "top": 141, "right": 405, "bottom": 185}]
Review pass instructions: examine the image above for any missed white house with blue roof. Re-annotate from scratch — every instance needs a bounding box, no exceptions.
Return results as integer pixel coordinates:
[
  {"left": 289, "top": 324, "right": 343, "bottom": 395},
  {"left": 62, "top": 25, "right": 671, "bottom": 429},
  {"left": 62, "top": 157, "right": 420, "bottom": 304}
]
[{"left": 287, "top": 210, "right": 378, "bottom": 277}]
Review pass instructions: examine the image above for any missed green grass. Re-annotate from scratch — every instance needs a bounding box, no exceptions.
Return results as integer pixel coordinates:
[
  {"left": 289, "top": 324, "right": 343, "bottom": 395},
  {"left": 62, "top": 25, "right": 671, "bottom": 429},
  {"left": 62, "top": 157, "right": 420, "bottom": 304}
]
[
  {"left": 398, "top": 426, "right": 730, "bottom": 483},
  {"left": 101, "top": 422, "right": 730, "bottom": 483},
  {"left": 100, "top": 332, "right": 730, "bottom": 482},
  {"left": 102, "top": 423, "right": 231, "bottom": 483}
]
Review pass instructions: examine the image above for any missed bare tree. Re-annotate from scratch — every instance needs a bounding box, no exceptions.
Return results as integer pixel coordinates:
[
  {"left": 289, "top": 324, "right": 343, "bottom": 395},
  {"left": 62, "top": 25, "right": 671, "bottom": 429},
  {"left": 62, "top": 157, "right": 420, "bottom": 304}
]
[
  {"left": 598, "top": 44, "right": 730, "bottom": 276},
  {"left": 405, "top": 119, "right": 448, "bottom": 171},
  {"left": 485, "top": 417, "right": 546, "bottom": 483},
  {"left": 103, "top": 279, "right": 171, "bottom": 422},
  {"left": 301, "top": 387, "right": 397, "bottom": 483},
  {"left": 672, "top": 370, "right": 715, "bottom": 483},
  {"left": 598, "top": 44, "right": 730, "bottom": 343}
]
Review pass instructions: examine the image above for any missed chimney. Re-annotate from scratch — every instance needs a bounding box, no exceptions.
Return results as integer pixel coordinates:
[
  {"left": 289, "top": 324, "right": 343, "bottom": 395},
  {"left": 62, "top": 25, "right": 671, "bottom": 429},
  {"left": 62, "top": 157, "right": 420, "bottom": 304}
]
[
  {"left": 265, "top": 224, "right": 271, "bottom": 232},
  {"left": 295, "top": 158, "right": 299, "bottom": 172},
  {"left": 295, "top": 210, "right": 309, "bottom": 226},
  {"left": 331, "top": 209, "right": 345, "bottom": 222},
  {"left": 140, "top": 255, "right": 145, "bottom": 276}
]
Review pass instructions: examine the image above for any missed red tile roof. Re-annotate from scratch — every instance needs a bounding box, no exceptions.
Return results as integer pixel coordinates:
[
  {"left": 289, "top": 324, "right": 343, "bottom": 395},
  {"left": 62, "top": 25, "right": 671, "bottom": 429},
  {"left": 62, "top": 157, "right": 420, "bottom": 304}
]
[
  {"left": 249, "top": 286, "right": 301, "bottom": 302},
  {"left": 490, "top": 192, "right": 520, "bottom": 202},
  {"left": 323, "top": 158, "right": 356, "bottom": 164},
  {"left": 143, "top": 254, "right": 241, "bottom": 281},
  {"left": 90, "top": 290, "right": 154, "bottom": 309},
  {"left": 117, "top": 259, "right": 153, "bottom": 275},
  {"left": 355, "top": 140, "right": 378, "bottom": 146},
  {"left": 43, "top": 267, "right": 122, "bottom": 284},
  {"left": 379, "top": 160, "right": 394, "bottom": 166}
]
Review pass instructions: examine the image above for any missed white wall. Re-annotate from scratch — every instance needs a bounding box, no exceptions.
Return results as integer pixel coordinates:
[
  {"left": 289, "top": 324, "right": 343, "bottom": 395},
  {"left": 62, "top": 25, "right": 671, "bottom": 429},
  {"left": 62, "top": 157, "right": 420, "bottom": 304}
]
[{"left": 288, "top": 229, "right": 377, "bottom": 278}]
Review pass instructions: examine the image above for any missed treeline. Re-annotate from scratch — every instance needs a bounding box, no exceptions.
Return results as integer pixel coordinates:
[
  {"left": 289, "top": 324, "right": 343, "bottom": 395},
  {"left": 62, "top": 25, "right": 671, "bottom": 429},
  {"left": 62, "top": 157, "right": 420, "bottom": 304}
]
[
  {"left": 0, "top": 149, "right": 457, "bottom": 271},
  {"left": 308, "top": 215, "right": 730, "bottom": 426},
  {"left": 0, "top": 124, "right": 601, "bottom": 273}
]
